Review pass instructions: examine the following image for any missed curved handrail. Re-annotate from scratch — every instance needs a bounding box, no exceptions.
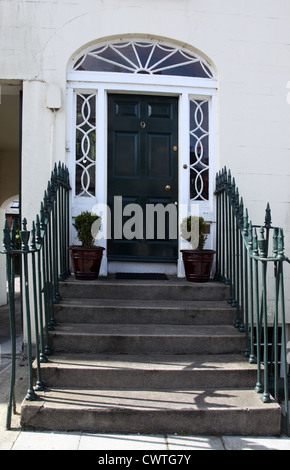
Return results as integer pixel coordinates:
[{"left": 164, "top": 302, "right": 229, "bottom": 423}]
[
  {"left": 215, "top": 167, "right": 289, "bottom": 434},
  {"left": 3, "top": 162, "right": 71, "bottom": 429}
]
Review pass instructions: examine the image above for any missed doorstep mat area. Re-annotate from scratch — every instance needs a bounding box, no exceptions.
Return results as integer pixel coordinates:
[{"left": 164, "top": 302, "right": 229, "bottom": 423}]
[{"left": 115, "top": 273, "right": 169, "bottom": 280}]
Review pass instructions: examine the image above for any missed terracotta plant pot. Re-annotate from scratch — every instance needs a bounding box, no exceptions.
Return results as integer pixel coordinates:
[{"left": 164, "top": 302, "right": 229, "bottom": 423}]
[
  {"left": 69, "top": 246, "right": 105, "bottom": 280},
  {"left": 181, "top": 249, "right": 215, "bottom": 283}
]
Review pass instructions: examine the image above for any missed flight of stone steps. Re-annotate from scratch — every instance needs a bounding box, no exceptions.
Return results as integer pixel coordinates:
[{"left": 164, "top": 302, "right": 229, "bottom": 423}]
[{"left": 21, "top": 277, "right": 281, "bottom": 435}]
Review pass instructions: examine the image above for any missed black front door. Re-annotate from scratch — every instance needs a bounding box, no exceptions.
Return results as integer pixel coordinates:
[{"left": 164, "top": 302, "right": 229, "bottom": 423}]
[{"left": 107, "top": 94, "right": 178, "bottom": 262}]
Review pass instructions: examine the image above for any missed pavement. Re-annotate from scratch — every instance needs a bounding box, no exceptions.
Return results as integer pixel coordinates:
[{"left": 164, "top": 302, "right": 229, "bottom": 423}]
[{"left": 1, "top": 277, "right": 290, "bottom": 451}]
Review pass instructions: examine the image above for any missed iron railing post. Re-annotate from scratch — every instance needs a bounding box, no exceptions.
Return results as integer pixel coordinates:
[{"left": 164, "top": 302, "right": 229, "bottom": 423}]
[
  {"left": 21, "top": 219, "right": 38, "bottom": 402},
  {"left": 227, "top": 171, "right": 234, "bottom": 304},
  {"left": 36, "top": 214, "right": 47, "bottom": 363},
  {"left": 261, "top": 260, "right": 271, "bottom": 403},
  {"left": 231, "top": 179, "right": 237, "bottom": 312},
  {"left": 248, "top": 223, "right": 256, "bottom": 364},
  {"left": 215, "top": 172, "right": 220, "bottom": 280},
  {"left": 4, "top": 219, "right": 17, "bottom": 429},
  {"left": 278, "top": 257, "right": 289, "bottom": 436},
  {"left": 30, "top": 221, "right": 45, "bottom": 392}
]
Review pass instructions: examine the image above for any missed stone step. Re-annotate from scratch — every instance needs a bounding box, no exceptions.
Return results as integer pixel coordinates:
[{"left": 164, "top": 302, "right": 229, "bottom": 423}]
[
  {"left": 54, "top": 299, "right": 236, "bottom": 325},
  {"left": 38, "top": 353, "right": 258, "bottom": 390},
  {"left": 21, "top": 387, "right": 281, "bottom": 436},
  {"left": 50, "top": 323, "right": 245, "bottom": 355},
  {"left": 59, "top": 278, "right": 229, "bottom": 301}
]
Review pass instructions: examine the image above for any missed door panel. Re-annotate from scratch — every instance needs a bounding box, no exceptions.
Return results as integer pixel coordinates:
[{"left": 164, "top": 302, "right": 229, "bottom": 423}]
[
  {"left": 108, "top": 94, "right": 178, "bottom": 262},
  {"left": 147, "top": 133, "right": 171, "bottom": 178},
  {"left": 114, "top": 132, "right": 140, "bottom": 178}
]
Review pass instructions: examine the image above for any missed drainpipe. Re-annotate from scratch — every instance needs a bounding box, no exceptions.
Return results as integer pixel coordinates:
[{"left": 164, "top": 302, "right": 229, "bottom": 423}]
[
  {"left": 19, "top": 88, "right": 23, "bottom": 339},
  {"left": 46, "top": 84, "right": 62, "bottom": 171},
  {"left": 19, "top": 89, "right": 22, "bottom": 223}
]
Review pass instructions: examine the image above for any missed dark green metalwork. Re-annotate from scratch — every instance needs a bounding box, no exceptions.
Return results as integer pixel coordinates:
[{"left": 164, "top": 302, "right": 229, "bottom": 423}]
[
  {"left": 4, "top": 220, "right": 17, "bottom": 429},
  {"left": 215, "top": 167, "right": 289, "bottom": 434},
  {"left": 2, "top": 163, "right": 70, "bottom": 429}
]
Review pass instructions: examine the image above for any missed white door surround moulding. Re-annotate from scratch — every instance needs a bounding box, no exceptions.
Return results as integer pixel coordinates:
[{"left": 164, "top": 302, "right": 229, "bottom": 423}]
[{"left": 66, "top": 77, "right": 218, "bottom": 277}]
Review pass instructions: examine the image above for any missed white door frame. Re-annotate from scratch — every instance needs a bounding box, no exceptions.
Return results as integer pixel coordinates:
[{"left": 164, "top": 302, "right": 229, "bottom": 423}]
[{"left": 66, "top": 72, "right": 218, "bottom": 276}]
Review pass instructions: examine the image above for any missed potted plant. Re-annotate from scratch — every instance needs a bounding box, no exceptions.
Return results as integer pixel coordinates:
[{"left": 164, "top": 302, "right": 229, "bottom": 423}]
[
  {"left": 180, "top": 216, "right": 215, "bottom": 283},
  {"left": 69, "top": 211, "right": 104, "bottom": 280}
]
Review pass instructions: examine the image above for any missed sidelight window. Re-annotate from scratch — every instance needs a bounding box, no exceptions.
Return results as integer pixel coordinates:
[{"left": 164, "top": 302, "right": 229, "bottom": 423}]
[
  {"left": 75, "top": 93, "right": 97, "bottom": 197},
  {"left": 189, "top": 99, "right": 210, "bottom": 201}
]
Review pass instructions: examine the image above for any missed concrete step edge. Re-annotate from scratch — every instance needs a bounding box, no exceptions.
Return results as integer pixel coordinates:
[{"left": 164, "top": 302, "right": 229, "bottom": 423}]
[
  {"left": 55, "top": 299, "right": 235, "bottom": 310},
  {"left": 50, "top": 323, "right": 243, "bottom": 336},
  {"left": 59, "top": 280, "right": 229, "bottom": 301},
  {"left": 21, "top": 388, "right": 281, "bottom": 435},
  {"left": 54, "top": 303, "right": 236, "bottom": 326},
  {"left": 36, "top": 353, "right": 256, "bottom": 371},
  {"left": 35, "top": 354, "right": 258, "bottom": 389}
]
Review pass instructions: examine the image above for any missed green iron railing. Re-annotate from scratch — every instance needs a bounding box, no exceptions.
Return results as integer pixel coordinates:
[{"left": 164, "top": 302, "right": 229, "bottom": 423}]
[
  {"left": 3, "top": 163, "right": 70, "bottom": 429},
  {"left": 215, "top": 167, "right": 290, "bottom": 434}
]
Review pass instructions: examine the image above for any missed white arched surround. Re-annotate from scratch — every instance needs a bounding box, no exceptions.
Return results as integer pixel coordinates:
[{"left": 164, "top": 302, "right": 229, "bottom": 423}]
[{"left": 66, "top": 37, "right": 218, "bottom": 277}]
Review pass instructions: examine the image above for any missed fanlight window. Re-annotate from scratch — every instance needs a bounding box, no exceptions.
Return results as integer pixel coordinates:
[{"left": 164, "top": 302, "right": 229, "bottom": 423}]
[{"left": 72, "top": 40, "right": 214, "bottom": 79}]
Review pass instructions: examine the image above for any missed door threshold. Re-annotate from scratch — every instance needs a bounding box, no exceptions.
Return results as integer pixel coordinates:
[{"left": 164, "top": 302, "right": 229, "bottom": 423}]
[
  {"left": 115, "top": 273, "right": 169, "bottom": 280},
  {"left": 108, "top": 261, "right": 178, "bottom": 276}
]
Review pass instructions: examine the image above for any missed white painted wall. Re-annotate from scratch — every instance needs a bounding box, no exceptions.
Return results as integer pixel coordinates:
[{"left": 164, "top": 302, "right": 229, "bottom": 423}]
[{"left": 0, "top": 0, "right": 290, "bottom": 313}]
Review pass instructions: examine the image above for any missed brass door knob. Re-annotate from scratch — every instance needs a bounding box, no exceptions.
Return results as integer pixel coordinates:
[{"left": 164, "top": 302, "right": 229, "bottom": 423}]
[{"left": 165, "top": 185, "right": 171, "bottom": 192}]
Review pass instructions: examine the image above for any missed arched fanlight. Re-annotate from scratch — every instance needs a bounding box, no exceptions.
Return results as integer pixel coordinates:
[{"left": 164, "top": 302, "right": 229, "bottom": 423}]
[{"left": 72, "top": 40, "right": 214, "bottom": 79}]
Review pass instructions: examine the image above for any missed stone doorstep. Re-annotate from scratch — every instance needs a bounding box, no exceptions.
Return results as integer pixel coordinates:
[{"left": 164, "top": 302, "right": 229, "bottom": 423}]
[{"left": 21, "top": 388, "right": 281, "bottom": 436}]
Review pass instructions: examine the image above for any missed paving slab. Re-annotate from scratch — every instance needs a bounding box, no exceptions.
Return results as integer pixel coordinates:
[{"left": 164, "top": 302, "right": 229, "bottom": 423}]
[
  {"left": 222, "top": 436, "right": 290, "bottom": 451},
  {"left": 11, "top": 431, "right": 81, "bottom": 450},
  {"left": 8, "top": 431, "right": 290, "bottom": 451},
  {"left": 0, "top": 430, "right": 21, "bottom": 451},
  {"left": 167, "top": 434, "right": 224, "bottom": 450},
  {"left": 78, "top": 433, "right": 168, "bottom": 450}
]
